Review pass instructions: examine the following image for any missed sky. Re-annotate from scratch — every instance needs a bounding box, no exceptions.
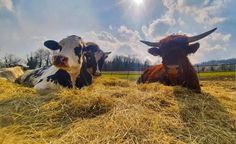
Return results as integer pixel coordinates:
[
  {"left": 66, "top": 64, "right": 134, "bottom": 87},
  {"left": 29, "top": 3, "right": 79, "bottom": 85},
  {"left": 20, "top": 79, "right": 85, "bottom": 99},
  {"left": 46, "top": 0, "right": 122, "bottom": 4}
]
[{"left": 0, "top": 0, "right": 235, "bottom": 64}]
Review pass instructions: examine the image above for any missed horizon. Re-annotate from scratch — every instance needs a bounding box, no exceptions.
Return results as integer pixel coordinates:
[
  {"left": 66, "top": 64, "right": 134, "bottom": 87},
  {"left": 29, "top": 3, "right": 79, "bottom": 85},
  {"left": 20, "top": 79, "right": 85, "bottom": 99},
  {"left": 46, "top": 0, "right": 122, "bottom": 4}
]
[{"left": 0, "top": 0, "right": 235, "bottom": 64}]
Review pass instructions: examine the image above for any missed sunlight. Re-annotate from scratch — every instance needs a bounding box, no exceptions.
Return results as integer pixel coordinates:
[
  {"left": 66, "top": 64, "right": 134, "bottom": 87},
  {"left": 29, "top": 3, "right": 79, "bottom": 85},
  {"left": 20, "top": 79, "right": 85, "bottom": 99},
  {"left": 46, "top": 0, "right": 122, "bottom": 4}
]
[{"left": 133, "top": 0, "right": 144, "bottom": 6}]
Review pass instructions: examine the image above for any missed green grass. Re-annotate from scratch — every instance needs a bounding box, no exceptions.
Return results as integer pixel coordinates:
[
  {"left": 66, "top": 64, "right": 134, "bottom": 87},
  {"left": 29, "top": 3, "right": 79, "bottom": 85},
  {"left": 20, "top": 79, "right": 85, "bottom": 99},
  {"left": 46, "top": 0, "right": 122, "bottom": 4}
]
[
  {"left": 198, "top": 71, "right": 235, "bottom": 80},
  {"left": 103, "top": 71, "right": 236, "bottom": 81}
]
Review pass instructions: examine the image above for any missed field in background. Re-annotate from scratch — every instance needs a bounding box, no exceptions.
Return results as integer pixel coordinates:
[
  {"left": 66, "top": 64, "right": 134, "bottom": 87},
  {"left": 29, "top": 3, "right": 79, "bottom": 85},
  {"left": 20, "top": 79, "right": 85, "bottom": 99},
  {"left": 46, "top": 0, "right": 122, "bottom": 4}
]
[{"left": 103, "top": 71, "right": 236, "bottom": 81}]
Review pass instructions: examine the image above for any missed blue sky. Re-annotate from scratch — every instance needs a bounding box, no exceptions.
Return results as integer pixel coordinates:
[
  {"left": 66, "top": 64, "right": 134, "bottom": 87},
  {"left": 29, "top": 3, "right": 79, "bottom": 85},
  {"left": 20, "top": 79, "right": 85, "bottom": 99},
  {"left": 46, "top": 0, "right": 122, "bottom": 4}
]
[{"left": 0, "top": 0, "right": 235, "bottom": 64}]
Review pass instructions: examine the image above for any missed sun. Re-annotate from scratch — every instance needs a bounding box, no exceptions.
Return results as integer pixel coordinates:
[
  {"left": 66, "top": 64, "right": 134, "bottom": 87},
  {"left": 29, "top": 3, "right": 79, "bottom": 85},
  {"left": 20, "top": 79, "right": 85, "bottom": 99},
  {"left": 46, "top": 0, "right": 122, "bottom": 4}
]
[{"left": 133, "top": 0, "right": 144, "bottom": 5}]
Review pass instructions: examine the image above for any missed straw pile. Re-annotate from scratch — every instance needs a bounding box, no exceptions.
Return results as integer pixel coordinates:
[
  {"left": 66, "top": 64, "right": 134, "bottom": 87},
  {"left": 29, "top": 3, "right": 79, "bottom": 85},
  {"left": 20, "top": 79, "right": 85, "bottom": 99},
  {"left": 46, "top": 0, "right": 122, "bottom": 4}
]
[{"left": 0, "top": 77, "right": 235, "bottom": 143}]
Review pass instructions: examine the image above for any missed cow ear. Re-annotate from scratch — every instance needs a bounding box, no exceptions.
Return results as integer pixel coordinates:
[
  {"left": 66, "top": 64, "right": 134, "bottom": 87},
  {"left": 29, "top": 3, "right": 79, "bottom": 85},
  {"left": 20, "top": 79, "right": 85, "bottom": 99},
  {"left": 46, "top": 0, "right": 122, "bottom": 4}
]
[
  {"left": 187, "top": 43, "right": 200, "bottom": 54},
  {"left": 44, "top": 40, "right": 62, "bottom": 50},
  {"left": 148, "top": 47, "right": 161, "bottom": 56}
]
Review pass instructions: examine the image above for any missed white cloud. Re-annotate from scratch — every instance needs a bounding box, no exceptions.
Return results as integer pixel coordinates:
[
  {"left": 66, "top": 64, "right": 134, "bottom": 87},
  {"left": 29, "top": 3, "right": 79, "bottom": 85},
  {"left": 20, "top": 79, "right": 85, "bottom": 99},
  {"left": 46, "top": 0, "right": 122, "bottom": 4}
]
[
  {"left": 189, "top": 32, "right": 232, "bottom": 64},
  {"left": 141, "top": 17, "right": 176, "bottom": 40},
  {"left": 83, "top": 26, "right": 160, "bottom": 64},
  {"left": 161, "top": 0, "right": 227, "bottom": 26},
  {"left": 0, "top": 0, "right": 13, "bottom": 11},
  {"left": 118, "top": 26, "right": 141, "bottom": 42},
  {"left": 0, "top": 0, "right": 234, "bottom": 65},
  {"left": 138, "top": 0, "right": 232, "bottom": 64}
]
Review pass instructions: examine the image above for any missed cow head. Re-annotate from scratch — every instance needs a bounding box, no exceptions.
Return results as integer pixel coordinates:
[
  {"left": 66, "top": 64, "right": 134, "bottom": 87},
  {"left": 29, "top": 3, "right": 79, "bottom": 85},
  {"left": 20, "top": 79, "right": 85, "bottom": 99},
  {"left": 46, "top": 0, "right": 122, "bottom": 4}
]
[
  {"left": 141, "top": 28, "right": 217, "bottom": 77},
  {"left": 44, "top": 35, "right": 85, "bottom": 75},
  {"left": 84, "top": 42, "right": 111, "bottom": 76}
]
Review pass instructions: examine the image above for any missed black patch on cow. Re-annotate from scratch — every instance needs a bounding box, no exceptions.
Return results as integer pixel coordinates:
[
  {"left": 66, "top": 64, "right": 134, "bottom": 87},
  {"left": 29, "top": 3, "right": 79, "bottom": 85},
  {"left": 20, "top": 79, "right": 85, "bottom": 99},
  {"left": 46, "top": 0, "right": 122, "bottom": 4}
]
[
  {"left": 21, "top": 66, "right": 49, "bottom": 86},
  {"left": 85, "top": 44, "right": 99, "bottom": 53},
  {"left": 97, "top": 54, "right": 106, "bottom": 71},
  {"left": 76, "top": 57, "right": 92, "bottom": 88},
  {"left": 34, "top": 66, "right": 49, "bottom": 77},
  {"left": 74, "top": 46, "right": 82, "bottom": 56},
  {"left": 74, "top": 46, "right": 82, "bottom": 64},
  {"left": 38, "top": 79, "right": 43, "bottom": 83},
  {"left": 84, "top": 51, "right": 97, "bottom": 74},
  {"left": 46, "top": 69, "right": 73, "bottom": 88}
]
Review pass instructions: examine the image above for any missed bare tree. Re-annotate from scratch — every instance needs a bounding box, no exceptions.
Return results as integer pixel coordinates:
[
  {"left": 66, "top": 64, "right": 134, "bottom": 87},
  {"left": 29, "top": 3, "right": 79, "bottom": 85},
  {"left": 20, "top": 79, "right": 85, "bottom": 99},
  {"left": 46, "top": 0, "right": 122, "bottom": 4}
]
[
  {"left": 0, "top": 59, "right": 3, "bottom": 68},
  {"left": 35, "top": 48, "right": 51, "bottom": 67},
  {"left": 3, "top": 54, "right": 23, "bottom": 67}
]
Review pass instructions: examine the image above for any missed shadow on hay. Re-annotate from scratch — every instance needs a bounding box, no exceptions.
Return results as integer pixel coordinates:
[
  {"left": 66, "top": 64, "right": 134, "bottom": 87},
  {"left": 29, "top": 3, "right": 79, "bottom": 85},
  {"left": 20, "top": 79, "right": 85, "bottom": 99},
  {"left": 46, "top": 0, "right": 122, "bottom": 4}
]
[
  {"left": 173, "top": 87, "right": 236, "bottom": 143},
  {"left": 0, "top": 94, "right": 112, "bottom": 129}
]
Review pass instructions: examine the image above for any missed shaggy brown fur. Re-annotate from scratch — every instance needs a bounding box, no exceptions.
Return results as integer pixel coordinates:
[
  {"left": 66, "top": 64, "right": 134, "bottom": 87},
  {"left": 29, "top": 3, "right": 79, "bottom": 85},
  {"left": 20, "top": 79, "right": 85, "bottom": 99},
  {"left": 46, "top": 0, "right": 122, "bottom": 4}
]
[{"left": 138, "top": 35, "right": 202, "bottom": 93}]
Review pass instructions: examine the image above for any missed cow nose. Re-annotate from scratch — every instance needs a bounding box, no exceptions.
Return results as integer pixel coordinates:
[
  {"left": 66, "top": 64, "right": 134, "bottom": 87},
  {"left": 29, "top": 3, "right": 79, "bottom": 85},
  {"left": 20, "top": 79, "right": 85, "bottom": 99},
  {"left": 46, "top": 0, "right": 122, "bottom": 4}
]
[
  {"left": 94, "top": 72, "right": 101, "bottom": 76},
  {"left": 53, "top": 55, "right": 68, "bottom": 66},
  {"left": 94, "top": 69, "right": 102, "bottom": 76},
  {"left": 166, "top": 65, "right": 179, "bottom": 75}
]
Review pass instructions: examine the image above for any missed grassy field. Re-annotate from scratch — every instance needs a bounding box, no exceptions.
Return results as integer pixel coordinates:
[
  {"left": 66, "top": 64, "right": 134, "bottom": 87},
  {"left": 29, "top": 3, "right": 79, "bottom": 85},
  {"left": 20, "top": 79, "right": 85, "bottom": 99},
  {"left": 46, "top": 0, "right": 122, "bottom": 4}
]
[
  {"left": 0, "top": 76, "right": 236, "bottom": 143},
  {"left": 103, "top": 71, "right": 236, "bottom": 81}
]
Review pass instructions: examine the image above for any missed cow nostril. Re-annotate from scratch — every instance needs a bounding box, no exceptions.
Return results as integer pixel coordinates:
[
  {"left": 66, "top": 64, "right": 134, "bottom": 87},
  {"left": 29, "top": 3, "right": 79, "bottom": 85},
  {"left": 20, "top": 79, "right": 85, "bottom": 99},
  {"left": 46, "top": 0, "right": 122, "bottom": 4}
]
[
  {"left": 53, "top": 56, "right": 68, "bottom": 65},
  {"left": 61, "top": 57, "right": 65, "bottom": 62}
]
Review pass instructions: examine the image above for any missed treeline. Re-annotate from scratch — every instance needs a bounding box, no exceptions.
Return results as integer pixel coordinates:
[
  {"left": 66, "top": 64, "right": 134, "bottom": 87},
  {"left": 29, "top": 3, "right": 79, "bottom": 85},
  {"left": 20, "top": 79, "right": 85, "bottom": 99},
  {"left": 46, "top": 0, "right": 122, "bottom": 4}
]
[
  {"left": 198, "top": 58, "right": 236, "bottom": 66},
  {"left": 0, "top": 51, "right": 151, "bottom": 71},
  {"left": 194, "top": 64, "right": 236, "bottom": 72},
  {"left": 103, "top": 55, "right": 151, "bottom": 71},
  {"left": 0, "top": 48, "right": 51, "bottom": 69}
]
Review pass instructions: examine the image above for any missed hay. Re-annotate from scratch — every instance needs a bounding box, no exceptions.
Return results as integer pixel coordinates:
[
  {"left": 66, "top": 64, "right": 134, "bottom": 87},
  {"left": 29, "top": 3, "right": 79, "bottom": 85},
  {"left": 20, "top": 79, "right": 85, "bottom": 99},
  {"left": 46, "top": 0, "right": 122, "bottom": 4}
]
[
  {"left": 0, "top": 77, "right": 235, "bottom": 144},
  {"left": 0, "top": 67, "right": 24, "bottom": 82}
]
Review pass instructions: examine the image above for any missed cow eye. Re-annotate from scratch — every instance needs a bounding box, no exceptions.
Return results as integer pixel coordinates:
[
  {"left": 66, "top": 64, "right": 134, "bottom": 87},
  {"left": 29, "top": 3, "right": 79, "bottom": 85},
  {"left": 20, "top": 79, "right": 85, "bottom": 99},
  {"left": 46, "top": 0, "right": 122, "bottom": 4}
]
[{"left": 74, "top": 47, "right": 82, "bottom": 56}]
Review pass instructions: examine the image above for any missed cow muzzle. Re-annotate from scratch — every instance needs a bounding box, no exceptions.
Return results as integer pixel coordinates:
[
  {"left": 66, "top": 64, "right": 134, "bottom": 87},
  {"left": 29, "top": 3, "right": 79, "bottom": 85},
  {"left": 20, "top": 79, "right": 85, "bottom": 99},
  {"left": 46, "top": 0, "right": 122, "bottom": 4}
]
[
  {"left": 87, "top": 67, "right": 102, "bottom": 77},
  {"left": 166, "top": 65, "right": 180, "bottom": 76},
  {"left": 52, "top": 55, "right": 69, "bottom": 68},
  {"left": 94, "top": 71, "right": 102, "bottom": 77}
]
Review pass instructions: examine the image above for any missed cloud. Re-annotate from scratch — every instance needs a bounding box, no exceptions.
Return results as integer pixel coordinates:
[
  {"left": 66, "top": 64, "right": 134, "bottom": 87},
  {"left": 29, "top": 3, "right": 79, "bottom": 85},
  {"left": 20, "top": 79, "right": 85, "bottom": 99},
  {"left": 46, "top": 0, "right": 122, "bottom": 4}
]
[
  {"left": 83, "top": 26, "right": 161, "bottom": 64},
  {"left": 118, "top": 26, "right": 141, "bottom": 42},
  {"left": 0, "top": 0, "right": 234, "bottom": 65},
  {"left": 139, "top": 0, "right": 232, "bottom": 64},
  {"left": 189, "top": 32, "right": 232, "bottom": 64},
  {"left": 0, "top": 0, "right": 13, "bottom": 11},
  {"left": 161, "top": 0, "right": 227, "bottom": 26},
  {"left": 141, "top": 17, "right": 176, "bottom": 40}
]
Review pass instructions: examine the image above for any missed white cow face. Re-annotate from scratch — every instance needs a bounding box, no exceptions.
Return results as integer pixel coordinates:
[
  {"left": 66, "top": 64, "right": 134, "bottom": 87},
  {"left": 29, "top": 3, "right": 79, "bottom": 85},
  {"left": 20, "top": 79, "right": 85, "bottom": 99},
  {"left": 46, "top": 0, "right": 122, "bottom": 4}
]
[{"left": 44, "top": 35, "right": 85, "bottom": 72}]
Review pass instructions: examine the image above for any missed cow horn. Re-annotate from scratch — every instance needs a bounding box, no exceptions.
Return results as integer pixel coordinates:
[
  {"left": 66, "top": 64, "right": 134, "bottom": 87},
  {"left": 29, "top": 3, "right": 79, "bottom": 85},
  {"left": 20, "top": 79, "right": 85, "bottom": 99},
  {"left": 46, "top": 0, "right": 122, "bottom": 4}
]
[
  {"left": 187, "top": 28, "right": 217, "bottom": 43},
  {"left": 140, "top": 40, "right": 160, "bottom": 47}
]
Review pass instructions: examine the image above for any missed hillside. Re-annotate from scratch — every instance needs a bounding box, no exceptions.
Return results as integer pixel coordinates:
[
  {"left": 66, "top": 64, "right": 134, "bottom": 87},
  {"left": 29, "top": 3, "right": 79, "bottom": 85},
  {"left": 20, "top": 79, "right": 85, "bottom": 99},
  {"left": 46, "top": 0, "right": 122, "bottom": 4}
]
[
  {"left": 197, "top": 58, "right": 236, "bottom": 66},
  {"left": 0, "top": 77, "right": 236, "bottom": 143}
]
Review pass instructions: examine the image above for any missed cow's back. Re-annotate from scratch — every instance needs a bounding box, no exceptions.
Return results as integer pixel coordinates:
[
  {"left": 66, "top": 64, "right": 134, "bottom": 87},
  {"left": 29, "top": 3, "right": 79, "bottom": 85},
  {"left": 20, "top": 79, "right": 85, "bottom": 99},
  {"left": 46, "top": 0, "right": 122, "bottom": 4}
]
[{"left": 16, "top": 66, "right": 55, "bottom": 87}]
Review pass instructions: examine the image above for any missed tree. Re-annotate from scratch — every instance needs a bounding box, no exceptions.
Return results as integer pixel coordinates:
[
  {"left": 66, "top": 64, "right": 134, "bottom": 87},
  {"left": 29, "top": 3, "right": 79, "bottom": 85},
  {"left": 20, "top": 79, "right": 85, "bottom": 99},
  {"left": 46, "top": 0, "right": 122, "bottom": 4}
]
[
  {"left": 103, "top": 55, "right": 150, "bottom": 71},
  {"left": 3, "top": 54, "right": 23, "bottom": 67},
  {"left": 144, "top": 60, "right": 151, "bottom": 68},
  {"left": 35, "top": 48, "right": 51, "bottom": 67},
  {"left": 0, "top": 60, "right": 3, "bottom": 68},
  {"left": 210, "top": 66, "right": 215, "bottom": 72},
  {"left": 26, "top": 53, "right": 38, "bottom": 69}
]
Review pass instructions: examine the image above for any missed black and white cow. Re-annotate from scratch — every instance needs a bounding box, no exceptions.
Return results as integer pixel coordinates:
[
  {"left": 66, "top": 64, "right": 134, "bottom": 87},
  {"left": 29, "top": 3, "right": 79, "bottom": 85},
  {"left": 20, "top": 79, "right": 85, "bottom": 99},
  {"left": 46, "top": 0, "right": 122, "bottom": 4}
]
[
  {"left": 85, "top": 42, "right": 111, "bottom": 76},
  {"left": 17, "top": 35, "right": 110, "bottom": 93}
]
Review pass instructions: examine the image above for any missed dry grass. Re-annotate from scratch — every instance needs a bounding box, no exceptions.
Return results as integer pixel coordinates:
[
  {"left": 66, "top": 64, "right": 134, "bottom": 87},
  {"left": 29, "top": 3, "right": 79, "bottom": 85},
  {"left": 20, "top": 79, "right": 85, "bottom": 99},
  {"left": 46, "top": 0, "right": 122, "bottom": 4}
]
[{"left": 0, "top": 77, "right": 236, "bottom": 144}]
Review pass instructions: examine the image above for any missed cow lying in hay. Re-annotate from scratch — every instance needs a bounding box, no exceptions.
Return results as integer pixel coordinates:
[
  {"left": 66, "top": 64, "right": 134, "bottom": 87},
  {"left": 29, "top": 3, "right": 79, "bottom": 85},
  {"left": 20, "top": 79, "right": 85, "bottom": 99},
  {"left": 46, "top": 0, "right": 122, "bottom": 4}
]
[
  {"left": 17, "top": 35, "right": 110, "bottom": 93},
  {"left": 137, "top": 28, "right": 217, "bottom": 93}
]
